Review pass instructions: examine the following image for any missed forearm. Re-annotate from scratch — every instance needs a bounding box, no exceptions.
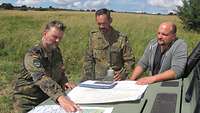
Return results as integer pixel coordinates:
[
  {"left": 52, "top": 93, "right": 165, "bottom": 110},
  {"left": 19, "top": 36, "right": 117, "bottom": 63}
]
[
  {"left": 153, "top": 69, "right": 176, "bottom": 82},
  {"left": 130, "top": 65, "right": 144, "bottom": 80},
  {"left": 36, "top": 76, "right": 64, "bottom": 102}
]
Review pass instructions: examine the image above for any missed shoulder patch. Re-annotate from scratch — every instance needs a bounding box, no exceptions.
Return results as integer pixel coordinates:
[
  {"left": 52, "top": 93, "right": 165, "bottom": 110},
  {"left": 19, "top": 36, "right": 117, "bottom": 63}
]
[
  {"left": 33, "top": 59, "right": 42, "bottom": 68},
  {"left": 28, "top": 45, "right": 43, "bottom": 59}
]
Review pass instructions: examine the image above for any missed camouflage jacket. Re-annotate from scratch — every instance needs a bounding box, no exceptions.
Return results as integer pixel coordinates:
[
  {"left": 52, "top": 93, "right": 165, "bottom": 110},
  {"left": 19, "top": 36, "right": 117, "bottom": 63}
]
[
  {"left": 81, "top": 27, "right": 135, "bottom": 81},
  {"left": 13, "top": 43, "right": 68, "bottom": 109}
]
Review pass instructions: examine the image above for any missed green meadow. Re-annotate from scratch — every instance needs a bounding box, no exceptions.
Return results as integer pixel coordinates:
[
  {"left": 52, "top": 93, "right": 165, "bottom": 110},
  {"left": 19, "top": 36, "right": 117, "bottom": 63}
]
[{"left": 0, "top": 10, "right": 199, "bottom": 113}]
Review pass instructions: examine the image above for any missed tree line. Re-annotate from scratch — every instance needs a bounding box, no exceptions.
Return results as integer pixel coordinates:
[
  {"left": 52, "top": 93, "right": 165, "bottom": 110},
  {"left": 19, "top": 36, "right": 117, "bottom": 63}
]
[
  {"left": 1, "top": 0, "right": 200, "bottom": 33},
  {"left": 0, "top": 3, "right": 97, "bottom": 12}
]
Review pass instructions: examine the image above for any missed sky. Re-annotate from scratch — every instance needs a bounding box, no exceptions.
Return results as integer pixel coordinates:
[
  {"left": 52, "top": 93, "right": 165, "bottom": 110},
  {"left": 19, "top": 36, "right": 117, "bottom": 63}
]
[{"left": 0, "top": 0, "right": 183, "bottom": 14}]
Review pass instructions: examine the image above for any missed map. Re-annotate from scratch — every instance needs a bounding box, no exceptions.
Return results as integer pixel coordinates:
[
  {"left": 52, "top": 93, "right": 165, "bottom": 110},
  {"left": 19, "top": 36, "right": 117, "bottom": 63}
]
[{"left": 28, "top": 105, "right": 113, "bottom": 113}]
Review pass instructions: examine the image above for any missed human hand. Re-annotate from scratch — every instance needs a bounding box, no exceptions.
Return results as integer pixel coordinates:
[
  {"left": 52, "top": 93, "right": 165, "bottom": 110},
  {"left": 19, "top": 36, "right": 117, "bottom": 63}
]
[
  {"left": 129, "top": 75, "right": 137, "bottom": 81},
  {"left": 113, "top": 70, "right": 122, "bottom": 81},
  {"left": 57, "top": 95, "right": 81, "bottom": 112},
  {"left": 113, "top": 68, "right": 124, "bottom": 81},
  {"left": 136, "top": 76, "right": 156, "bottom": 85},
  {"left": 129, "top": 73, "right": 138, "bottom": 81},
  {"left": 64, "top": 82, "right": 76, "bottom": 90}
]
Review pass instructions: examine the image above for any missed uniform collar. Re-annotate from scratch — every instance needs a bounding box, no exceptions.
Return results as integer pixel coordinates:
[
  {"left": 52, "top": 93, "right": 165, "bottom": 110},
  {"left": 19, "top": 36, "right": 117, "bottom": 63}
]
[{"left": 39, "top": 42, "right": 58, "bottom": 58}]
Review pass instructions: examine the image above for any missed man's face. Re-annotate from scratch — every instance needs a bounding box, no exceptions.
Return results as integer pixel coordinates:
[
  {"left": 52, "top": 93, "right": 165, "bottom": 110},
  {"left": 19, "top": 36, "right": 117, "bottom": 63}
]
[
  {"left": 157, "top": 24, "right": 176, "bottom": 46},
  {"left": 42, "top": 27, "right": 64, "bottom": 49},
  {"left": 96, "top": 14, "right": 111, "bottom": 34}
]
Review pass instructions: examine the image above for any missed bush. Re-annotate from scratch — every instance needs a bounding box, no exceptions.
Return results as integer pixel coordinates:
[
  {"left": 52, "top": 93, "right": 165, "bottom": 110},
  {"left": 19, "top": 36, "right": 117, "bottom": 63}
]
[{"left": 176, "top": 0, "right": 200, "bottom": 32}]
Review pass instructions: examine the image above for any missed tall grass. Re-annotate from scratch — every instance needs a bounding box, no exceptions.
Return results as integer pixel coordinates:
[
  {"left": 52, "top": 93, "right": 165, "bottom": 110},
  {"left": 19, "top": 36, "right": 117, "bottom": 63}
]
[{"left": 0, "top": 10, "right": 199, "bottom": 113}]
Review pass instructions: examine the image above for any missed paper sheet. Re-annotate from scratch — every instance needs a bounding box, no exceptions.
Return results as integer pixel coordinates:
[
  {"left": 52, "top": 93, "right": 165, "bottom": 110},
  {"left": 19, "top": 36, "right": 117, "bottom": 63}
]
[
  {"left": 68, "top": 80, "right": 148, "bottom": 104},
  {"left": 79, "top": 80, "right": 117, "bottom": 89},
  {"left": 28, "top": 105, "right": 113, "bottom": 113}
]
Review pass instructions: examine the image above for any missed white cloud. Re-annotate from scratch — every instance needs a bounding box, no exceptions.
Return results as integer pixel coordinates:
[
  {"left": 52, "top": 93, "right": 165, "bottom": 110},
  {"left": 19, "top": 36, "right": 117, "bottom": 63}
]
[
  {"left": 16, "top": 0, "right": 43, "bottom": 6},
  {"left": 51, "top": 0, "right": 110, "bottom": 8},
  {"left": 147, "top": 0, "right": 183, "bottom": 8},
  {"left": 73, "top": 1, "right": 81, "bottom": 7},
  {"left": 51, "top": 0, "right": 79, "bottom": 5},
  {"left": 63, "top": 0, "right": 110, "bottom": 9},
  {"left": 83, "top": 0, "right": 110, "bottom": 9},
  {"left": 68, "top": 1, "right": 82, "bottom": 9},
  {"left": 15, "top": 0, "right": 110, "bottom": 9}
]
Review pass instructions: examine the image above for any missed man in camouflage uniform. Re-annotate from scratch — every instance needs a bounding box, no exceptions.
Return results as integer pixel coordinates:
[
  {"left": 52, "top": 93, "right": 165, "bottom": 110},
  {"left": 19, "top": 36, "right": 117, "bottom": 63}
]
[
  {"left": 13, "top": 20, "right": 79, "bottom": 113},
  {"left": 81, "top": 8, "right": 135, "bottom": 81}
]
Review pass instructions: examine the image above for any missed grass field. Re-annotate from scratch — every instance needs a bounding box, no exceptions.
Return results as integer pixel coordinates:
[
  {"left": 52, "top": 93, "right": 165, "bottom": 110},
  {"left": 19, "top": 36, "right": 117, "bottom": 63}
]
[{"left": 0, "top": 10, "right": 199, "bottom": 113}]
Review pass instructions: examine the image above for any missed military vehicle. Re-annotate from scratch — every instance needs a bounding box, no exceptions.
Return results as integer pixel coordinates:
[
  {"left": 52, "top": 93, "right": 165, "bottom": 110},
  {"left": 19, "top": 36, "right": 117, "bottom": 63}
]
[{"left": 29, "top": 42, "right": 200, "bottom": 113}]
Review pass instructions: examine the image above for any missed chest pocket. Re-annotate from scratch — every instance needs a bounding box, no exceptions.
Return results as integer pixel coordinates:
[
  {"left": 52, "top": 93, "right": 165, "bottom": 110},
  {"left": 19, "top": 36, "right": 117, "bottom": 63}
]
[
  {"left": 93, "top": 43, "right": 108, "bottom": 61},
  {"left": 110, "top": 43, "right": 123, "bottom": 69}
]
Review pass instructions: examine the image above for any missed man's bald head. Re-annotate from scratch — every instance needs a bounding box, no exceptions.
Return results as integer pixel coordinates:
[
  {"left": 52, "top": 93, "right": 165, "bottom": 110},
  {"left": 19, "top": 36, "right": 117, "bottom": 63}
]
[
  {"left": 159, "top": 22, "right": 177, "bottom": 34},
  {"left": 157, "top": 22, "right": 177, "bottom": 46}
]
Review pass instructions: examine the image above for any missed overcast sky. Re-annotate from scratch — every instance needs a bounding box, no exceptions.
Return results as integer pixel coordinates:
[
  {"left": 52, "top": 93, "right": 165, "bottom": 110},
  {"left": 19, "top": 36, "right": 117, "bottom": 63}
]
[{"left": 0, "top": 0, "right": 183, "bottom": 14}]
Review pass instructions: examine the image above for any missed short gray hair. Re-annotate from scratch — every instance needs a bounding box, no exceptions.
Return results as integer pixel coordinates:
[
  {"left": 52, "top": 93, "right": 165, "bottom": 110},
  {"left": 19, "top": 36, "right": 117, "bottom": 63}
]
[
  {"left": 45, "top": 20, "right": 66, "bottom": 32},
  {"left": 95, "top": 8, "right": 111, "bottom": 19}
]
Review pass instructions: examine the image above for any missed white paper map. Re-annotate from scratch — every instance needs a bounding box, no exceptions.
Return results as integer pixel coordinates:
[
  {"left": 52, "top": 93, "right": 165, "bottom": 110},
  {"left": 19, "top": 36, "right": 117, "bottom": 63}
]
[
  {"left": 68, "top": 80, "right": 148, "bottom": 104},
  {"left": 28, "top": 105, "right": 113, "bottom": 113}
]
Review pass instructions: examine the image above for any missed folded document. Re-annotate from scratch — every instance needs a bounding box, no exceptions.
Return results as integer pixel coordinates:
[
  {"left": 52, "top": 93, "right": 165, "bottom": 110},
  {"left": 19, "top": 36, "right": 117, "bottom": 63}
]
[{"left": 79, "top": 80, "right": 117, "bottom": 89}]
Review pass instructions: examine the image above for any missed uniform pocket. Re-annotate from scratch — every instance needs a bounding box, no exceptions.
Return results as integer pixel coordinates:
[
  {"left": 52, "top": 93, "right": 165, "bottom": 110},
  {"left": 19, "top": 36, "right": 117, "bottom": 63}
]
[
  {"left": 93, "top": 48, "right": 107, "bottom": 61},
  {"left": 110, "top": 48, "right": 123, "bottom": 69}
]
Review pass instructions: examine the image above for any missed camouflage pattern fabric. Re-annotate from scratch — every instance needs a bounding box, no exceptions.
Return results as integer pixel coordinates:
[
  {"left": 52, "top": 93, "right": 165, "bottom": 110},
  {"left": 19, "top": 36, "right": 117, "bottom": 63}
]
[
  {"left": 13, "top": 43, "right": 68, "bottom": 113},
  {"left": 81, "top": 27, "right": 135, "bottom": 81}
]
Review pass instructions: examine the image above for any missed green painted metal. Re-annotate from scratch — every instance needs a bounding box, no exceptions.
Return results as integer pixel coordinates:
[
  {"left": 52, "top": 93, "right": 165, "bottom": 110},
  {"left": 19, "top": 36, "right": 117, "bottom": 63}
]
[{"left": 31, "top": 63, "right": 200, "bottom": 113}]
